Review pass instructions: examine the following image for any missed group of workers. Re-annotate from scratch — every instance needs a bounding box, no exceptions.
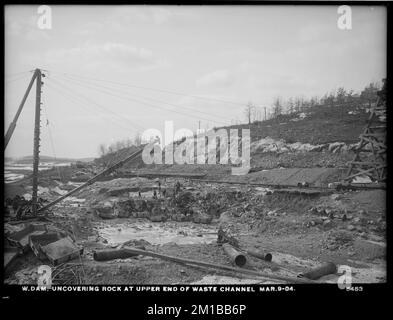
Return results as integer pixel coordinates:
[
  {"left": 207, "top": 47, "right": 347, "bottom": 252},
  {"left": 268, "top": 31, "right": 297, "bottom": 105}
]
[{"left": 137, "top": 180, "right": 182, "bottom": 200}]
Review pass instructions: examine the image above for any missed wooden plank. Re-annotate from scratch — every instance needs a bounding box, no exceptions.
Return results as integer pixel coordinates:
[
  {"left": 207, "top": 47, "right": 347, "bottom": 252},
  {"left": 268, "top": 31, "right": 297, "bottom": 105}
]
[
  {"left": 345, "top": 165, "right": 385, "bottom": 180},
  {"left": 349, "top": 161, "right": 386, "bottom": 166}
]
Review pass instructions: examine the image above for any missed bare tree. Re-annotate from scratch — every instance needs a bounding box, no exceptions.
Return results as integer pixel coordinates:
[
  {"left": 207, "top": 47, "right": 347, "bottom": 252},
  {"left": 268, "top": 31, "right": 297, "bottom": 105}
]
[
  {"left": 294, "top": 97, "right": 302, "bottom": 113},
  {"left": 360, "top": 82, "right": 379, "bottom": 108},
  {"left": 272, "top": 97, "right": 283, "bottom": 118},
  {"left": 300, "top": 97, "right": 309, "bottom": 111},
  {"left": 310, "top": 96, "right": 319, "bottom": 107},
  {"left": 107, "top": 144, "right": 114, "bottom": 154},
  {"left": 125, "top": 138, "right": 133, "bottom": 147},
  {"left": 244, "top": 102, "right": 255, "bottom": 124},
  {"left": 323, "top": 91, "right": 335, "bottom": 106},
  {"left": 98, "top": 143, "right": 107, "bottom": 156},
  {"left": 346, "top": 89, "right": 355, "bottom": 104},
  {"left": 134, "top": 132, "right": 142, "bottom": 146},
  {"left": 115, "top": 141, "right": 124, "bottom": 152},
  {"left": 255, "top": 107, "right": 263, "bottom": 122},
  {"left": 336, "top": 87, "right": 347, "bottom": 105},
  {"left": 287, "top": 97, "right": 295, "bottom": 114}
]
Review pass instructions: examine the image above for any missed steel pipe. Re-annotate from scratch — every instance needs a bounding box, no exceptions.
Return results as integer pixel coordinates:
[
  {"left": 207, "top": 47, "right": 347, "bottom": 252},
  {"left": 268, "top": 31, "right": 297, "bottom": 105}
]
[
  {"left": 222, "top": 243, "right": 247, "bottom": 267},
  {"left": 93, "top": 246, "right": 145, "bottom": 261},
  {"left": 246, "top": 249, "right": 273, "bottom": 262},
  {"left": 298, "top": 262, "right": 337, "bottom": 280}
]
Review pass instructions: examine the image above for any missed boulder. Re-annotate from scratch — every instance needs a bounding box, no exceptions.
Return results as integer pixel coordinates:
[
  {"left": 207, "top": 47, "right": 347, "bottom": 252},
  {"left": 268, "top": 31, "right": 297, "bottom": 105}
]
[
  {"left": 114, "top": 200, "right": 135, "bottom": 218},
  {"left": 146, "top": 199, "right": 160, "bottom": 212},
  {"left": 193, "top": 214, "right": 213, "bottom": 224},
  {"left": 328, "top": 142, "right": 344, "bottom": 153},
  {"left": 134, "top": 199, "right": 147, "bottom": 212},
  {"left": 94, "top": 203, "right": 116, "bottom": 219},
  {"left": 136, "top": 211, "right": 150, "bottom": 219},
  {"left": 151, "top": 206, "right": 163, "bottom": 216},
  {"left": 175, "top": 191, "right": 194, "bottom": 208},
  {"left": 149, "top": 215, "right": 167, "bottom": 222}
]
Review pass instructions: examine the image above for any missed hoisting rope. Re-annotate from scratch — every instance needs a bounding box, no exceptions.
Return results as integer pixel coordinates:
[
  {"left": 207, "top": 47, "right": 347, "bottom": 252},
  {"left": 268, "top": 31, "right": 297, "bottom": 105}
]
[{"left": 42, "top": 102, "right": 64, "bottom": 182}]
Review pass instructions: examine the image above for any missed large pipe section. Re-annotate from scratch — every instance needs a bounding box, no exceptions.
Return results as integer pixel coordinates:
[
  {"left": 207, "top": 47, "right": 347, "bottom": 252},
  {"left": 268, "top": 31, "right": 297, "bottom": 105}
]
[
  {"left": 246, "top": 249, "right": 273, "bottom": 262},
  {"left": 298, "top": 262, "right": 337, "bottom": 280},
  {"left": 93, "top": 246, "right": 146, "bottom": 261},
  {"left": 222, "top": 243, "right": 247, "bottom": 267}
]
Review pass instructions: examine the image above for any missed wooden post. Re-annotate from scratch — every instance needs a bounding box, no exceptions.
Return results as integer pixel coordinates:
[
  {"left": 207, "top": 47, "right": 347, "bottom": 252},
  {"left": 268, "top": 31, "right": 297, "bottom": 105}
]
[{"left": 32, "top": 69, "right": 42, "bottom": 216}]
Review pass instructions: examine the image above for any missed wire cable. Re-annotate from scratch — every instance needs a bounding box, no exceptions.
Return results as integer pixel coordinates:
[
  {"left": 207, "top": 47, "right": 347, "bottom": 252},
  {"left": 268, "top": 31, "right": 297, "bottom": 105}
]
[
  {"left": 50, "top": 74, "right": 230, "bottom": 126},
  {"left": 42, "top": 101, "right": 64, "bottom": 181},
  {"left": 47, "top": 78, "right": 147, "bottom": 132},
  {"left": 48, "top": 69, "right": 247, "bottom": 106},
  {"left": 5, "top": 70, "right": 33, "bottom": 78},
  {"left": 5, "top": 73, "right": 31, "bottom": 84},
  {"left": 45, "top": 81, "right": 145, "bottom": 134},
  {"left": 55, "top": 72, "right": 229, "bottom": 121}
]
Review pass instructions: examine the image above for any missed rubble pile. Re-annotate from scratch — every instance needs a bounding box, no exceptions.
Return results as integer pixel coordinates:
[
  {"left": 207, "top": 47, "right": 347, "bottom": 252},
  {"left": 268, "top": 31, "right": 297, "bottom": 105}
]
[{"left": 251, "top": 136, "right": 363, "bottom": 154}]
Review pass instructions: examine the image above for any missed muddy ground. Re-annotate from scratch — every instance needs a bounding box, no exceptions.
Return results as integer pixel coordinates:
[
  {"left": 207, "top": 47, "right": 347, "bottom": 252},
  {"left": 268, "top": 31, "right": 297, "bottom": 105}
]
[{"left": 4, "top": 166, "right": 386, "bottom": 285}]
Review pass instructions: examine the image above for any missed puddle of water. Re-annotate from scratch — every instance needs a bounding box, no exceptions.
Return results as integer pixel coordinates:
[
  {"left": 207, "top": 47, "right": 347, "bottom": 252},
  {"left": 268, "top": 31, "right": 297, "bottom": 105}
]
[
  {"left": 98, "top": 221, "right": 217, "bottom": 246},
  {"left": 63, "top": 197, "right": 86, "bottom": 203}
]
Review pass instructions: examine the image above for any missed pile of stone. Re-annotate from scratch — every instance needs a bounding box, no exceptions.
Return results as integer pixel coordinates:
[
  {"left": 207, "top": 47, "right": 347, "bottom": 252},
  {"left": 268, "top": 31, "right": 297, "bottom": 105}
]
[
  {"left": 250, "top": 136, "right": 360, "bottom": 154},
  {"left": 92, "top": 190, "right": 217, "bottom": 224}
]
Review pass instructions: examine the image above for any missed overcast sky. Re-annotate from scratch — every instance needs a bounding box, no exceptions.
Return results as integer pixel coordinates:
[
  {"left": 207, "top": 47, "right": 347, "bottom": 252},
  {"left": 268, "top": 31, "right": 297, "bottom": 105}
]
[{"left": 4, "top": 5, "right": 386, "bottom": 158}]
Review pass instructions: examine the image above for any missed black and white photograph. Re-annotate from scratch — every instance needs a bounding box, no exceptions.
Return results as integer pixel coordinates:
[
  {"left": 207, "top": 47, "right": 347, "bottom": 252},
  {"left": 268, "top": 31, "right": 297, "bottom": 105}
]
[{"left": 1, "top": 2, "right": 389, "bottom": 304}]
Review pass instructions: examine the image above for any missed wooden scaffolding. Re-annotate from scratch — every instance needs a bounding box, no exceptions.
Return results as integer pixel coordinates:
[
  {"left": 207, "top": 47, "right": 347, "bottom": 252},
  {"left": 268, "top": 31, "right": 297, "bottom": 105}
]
[{"left": 345, "top": 96, "right": 386, "bottom": 183}]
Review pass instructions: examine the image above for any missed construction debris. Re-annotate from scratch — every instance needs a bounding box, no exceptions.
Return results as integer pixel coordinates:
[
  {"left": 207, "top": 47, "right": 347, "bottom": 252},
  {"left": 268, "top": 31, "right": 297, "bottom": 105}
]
[
  {"left": 4, "top": 247, "right": 21, "bottom": 273},
  {"left": 4, "top": 137, "right": 386, "bottom": 285},
  {"left": 40, "top": 236, "right": 83, "bottom": 266},
  {"left": 7, "top": 223, "right": 47, "bottom": 252},
  {"left": 298, "top": 262, "right": 337, "bottom": 280},
  {"left": 120, "top": 247, "right": 314, "bottom": 284}
]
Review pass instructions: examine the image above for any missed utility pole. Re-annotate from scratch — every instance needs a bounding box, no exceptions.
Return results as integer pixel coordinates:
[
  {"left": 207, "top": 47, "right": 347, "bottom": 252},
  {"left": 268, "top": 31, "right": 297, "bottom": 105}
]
[
  {"left": 32, "top": 68, "right": 43, "bottom": 216},
  {"left": 264, "top": 107, "right": 267, "bottom": 121}
]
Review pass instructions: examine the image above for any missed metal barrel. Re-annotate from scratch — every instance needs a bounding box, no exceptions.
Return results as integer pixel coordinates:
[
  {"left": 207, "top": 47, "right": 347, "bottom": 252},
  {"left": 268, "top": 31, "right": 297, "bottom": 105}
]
[
  {"left": 298, "top": 262, "right": 337, "bottom": 280},
  {"left": 222, "top": 243, "right": 247, "bottom": 267},
  {"left": 246, "top": 249, "right": 273, "bottom": 262}
]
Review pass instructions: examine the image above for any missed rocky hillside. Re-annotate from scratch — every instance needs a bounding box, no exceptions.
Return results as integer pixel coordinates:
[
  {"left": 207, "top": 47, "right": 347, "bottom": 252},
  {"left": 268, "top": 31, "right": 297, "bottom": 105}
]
[
  {"left": 223, "top": 102, "right": 369, "bottom": 145},
  {"left": 94, "top": 102, "right": 370, "bottom": 170}
]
